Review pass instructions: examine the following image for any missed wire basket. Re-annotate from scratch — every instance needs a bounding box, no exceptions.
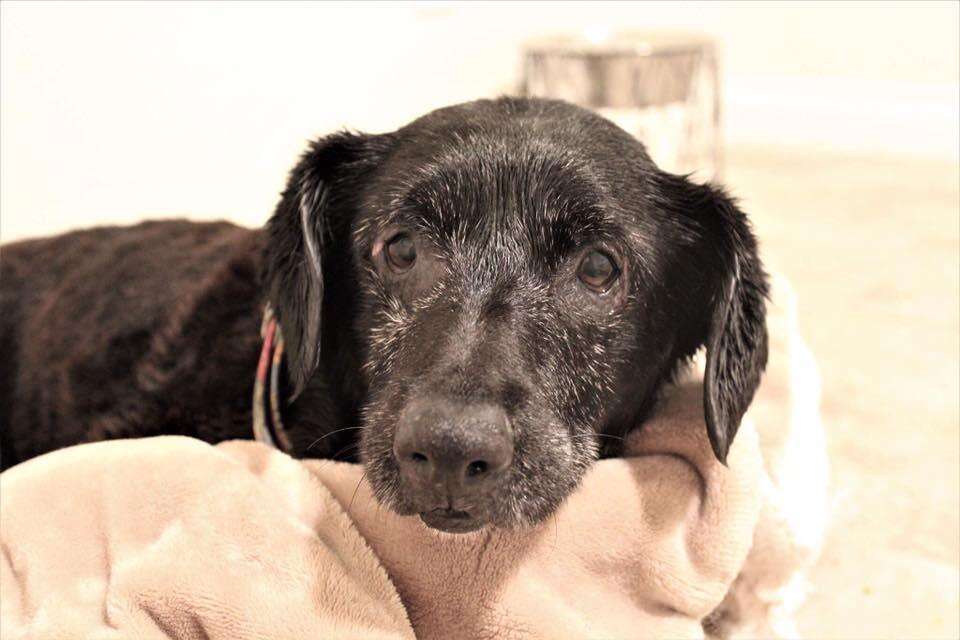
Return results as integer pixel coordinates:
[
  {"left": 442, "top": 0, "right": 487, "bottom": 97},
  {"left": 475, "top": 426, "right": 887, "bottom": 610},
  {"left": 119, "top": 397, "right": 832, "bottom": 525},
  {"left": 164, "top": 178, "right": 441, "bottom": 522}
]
[{"left": 523, "top": 31, "right": 721, "bottom": 182}]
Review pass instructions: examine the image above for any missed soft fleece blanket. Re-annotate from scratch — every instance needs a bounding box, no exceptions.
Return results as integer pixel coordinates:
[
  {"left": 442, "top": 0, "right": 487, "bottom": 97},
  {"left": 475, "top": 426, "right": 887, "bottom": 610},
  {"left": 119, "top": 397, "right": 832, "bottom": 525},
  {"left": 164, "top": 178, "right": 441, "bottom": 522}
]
[{"left": 0, "top": 276, "right": 827, "bottom": 640}]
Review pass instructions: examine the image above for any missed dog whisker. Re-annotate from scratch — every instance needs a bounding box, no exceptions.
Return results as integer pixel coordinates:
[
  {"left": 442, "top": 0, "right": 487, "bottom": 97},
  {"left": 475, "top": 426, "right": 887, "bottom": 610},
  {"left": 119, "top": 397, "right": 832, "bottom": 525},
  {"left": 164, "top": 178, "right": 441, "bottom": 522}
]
[
  {"left": 347, "top": 471, "right": 368, "bottom": 515},
  {"left": 567, "top": 433, "right": 625, "bottom": 442},
  {"left": 305, "top": 426, "right": 367, "bottom": 451}
]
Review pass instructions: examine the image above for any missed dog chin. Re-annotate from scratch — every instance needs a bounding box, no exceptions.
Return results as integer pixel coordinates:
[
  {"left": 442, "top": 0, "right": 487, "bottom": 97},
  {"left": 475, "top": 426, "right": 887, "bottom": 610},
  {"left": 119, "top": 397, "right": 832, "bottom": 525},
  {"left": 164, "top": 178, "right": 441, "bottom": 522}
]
[{"left": 419, "top": 508, "right": 487, "bottom": 534}]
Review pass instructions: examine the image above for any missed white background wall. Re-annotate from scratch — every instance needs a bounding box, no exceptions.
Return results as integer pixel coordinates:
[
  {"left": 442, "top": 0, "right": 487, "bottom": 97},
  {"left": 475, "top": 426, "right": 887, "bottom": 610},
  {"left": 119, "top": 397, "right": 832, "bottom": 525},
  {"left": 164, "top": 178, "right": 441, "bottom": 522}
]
[{"left": 2, "top": 1, "right": 958, "bottom": 242}]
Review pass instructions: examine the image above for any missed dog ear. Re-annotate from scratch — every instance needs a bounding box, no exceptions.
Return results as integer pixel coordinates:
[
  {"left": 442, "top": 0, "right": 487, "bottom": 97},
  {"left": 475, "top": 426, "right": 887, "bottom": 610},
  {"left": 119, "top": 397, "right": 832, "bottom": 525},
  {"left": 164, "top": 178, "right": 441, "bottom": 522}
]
[
  {"left": 263, "top": 132, "right": 387, "bottom": 398},
  {"left": 693, "top": 184, "right": 769, "bottom": 464}
]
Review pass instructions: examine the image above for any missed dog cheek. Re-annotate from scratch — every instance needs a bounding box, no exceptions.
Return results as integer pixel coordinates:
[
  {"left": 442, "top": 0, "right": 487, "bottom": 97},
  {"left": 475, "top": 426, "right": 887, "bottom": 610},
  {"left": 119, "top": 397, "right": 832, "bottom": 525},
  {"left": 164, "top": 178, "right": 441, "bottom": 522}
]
[
  {"left": 489, "top": 406, "right": 598, "bottom": 528},
  {"left": 362, "top": 292, "right": 415, "bottom": 382},
  {"left": 499, "top": 447, "right": 593, "bottom": 527},
  {"left": 357, "top": 386, "right": 410, "bottom": 511},
  {"left": 510, "top": 327, "right": 619, "bottom": 527},
  {"left": 548, "top": 323, "right": 622, "bottom": 429}
]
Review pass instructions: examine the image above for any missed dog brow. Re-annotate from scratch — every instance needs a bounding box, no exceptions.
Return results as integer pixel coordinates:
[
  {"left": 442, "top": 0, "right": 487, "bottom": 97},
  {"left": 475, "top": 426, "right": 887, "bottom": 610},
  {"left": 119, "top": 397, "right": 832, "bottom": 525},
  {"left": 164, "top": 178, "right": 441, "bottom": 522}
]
[{"left": 390, "top": 162, "right": 620, "bottom": 251}]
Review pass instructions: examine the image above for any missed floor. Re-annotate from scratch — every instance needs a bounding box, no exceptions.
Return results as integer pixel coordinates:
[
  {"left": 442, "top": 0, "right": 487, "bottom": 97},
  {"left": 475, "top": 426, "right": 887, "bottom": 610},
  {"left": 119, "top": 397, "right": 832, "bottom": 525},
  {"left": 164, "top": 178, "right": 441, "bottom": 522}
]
[{"left": 725, "top": 146, "right": 960, "bottom": 639}]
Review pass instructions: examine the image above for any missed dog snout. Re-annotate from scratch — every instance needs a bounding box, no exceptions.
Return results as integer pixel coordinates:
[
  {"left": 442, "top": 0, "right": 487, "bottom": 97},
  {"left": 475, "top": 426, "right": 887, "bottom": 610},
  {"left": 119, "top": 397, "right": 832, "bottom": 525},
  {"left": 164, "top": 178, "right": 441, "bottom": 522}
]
[{"left": 394, "top": 397, "right": 513, "bottom": 498}]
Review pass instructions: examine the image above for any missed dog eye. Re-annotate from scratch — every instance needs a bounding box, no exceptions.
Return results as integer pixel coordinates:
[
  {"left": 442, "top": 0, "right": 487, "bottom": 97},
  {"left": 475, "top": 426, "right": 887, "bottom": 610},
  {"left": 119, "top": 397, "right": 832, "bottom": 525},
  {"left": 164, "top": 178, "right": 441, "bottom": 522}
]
[
  {"left": 577, "top": 250, "right": 618, "bottom": 291},
  {"left": 385, "top": 233, "right": 417, "bottom": 272}
]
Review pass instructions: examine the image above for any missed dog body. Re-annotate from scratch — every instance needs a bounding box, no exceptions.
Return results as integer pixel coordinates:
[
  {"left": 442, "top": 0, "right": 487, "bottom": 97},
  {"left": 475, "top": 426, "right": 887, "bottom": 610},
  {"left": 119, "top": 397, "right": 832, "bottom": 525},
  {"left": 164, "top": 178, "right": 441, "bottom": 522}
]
[
  {"left": 1, "top": 98, "right": 768, "bottom": 531},
  {"left": 0, "top": 221, "right": 268, "bottom": 468}
]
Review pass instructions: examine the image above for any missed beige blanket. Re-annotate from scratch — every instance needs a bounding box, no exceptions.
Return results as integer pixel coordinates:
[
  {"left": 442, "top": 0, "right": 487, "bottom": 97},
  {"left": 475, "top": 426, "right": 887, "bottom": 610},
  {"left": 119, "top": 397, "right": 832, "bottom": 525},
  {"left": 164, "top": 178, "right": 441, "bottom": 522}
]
[{"left": 0, "top": 276, "right": 827, "bottom": 640}]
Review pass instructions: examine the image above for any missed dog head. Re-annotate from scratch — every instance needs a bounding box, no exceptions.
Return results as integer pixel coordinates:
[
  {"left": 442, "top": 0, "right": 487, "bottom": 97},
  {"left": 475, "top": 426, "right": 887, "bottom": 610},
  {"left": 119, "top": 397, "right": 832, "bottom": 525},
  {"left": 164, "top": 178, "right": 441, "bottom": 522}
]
[{"left": 264, "top": 98, "right": 767, "bottom": 533}]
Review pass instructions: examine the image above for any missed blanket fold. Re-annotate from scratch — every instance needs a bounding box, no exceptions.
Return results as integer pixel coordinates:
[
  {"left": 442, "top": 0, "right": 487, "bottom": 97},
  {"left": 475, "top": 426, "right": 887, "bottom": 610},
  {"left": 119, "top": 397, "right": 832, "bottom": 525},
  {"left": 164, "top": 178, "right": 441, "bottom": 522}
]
[{"left": 0, "top": 275, "right": 825, "bottom": 640}]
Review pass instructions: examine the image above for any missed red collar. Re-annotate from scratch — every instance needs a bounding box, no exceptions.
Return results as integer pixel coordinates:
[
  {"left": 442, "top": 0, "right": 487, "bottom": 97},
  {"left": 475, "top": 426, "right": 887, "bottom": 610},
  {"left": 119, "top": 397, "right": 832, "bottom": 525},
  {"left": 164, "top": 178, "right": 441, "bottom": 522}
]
[{"left": 252, "top": 307, "right": 292, "bottom": 452}]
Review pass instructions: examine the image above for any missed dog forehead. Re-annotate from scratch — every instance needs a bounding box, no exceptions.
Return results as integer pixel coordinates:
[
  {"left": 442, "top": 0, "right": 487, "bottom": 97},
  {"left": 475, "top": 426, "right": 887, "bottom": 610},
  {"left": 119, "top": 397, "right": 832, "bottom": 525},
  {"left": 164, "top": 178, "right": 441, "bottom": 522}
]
[
  {"left": 365, "top": 134, "right": 622, "bottom": 242},
  {"left": 354, "top": 99, "right": 668, "bottom": 260}
]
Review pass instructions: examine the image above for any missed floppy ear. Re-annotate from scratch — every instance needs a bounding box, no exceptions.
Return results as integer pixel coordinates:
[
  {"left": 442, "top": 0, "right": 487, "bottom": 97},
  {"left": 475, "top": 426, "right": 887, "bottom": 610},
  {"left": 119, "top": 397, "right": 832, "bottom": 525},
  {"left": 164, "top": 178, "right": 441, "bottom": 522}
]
[
  {"left": 695, "top": 184, "right": 769, "bottom": 464},
  {"left": 263, "top": 132, "right": 387, "bottom": 398}
]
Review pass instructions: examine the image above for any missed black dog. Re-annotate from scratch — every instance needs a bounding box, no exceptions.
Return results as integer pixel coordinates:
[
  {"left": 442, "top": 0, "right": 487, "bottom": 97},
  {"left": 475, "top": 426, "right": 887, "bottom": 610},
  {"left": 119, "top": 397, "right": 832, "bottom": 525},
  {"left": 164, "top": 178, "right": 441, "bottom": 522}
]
[{"left": 0, "top": 97, "right": 767, "bottom": 533}]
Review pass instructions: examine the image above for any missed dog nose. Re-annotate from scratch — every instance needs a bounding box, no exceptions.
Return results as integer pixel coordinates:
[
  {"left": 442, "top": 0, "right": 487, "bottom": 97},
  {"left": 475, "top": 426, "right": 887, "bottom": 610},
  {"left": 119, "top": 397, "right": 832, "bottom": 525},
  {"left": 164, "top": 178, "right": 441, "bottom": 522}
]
[{"left": 394, "top": 397, "right": 513, "bottom": 496}]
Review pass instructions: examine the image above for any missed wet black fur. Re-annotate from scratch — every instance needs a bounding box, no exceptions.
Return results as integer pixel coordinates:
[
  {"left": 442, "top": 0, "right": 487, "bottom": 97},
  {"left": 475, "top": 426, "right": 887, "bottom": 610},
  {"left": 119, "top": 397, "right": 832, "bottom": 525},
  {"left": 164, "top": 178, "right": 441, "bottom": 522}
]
[{"left": 1, "top": 98, "right": 767, "bottom": 527}]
